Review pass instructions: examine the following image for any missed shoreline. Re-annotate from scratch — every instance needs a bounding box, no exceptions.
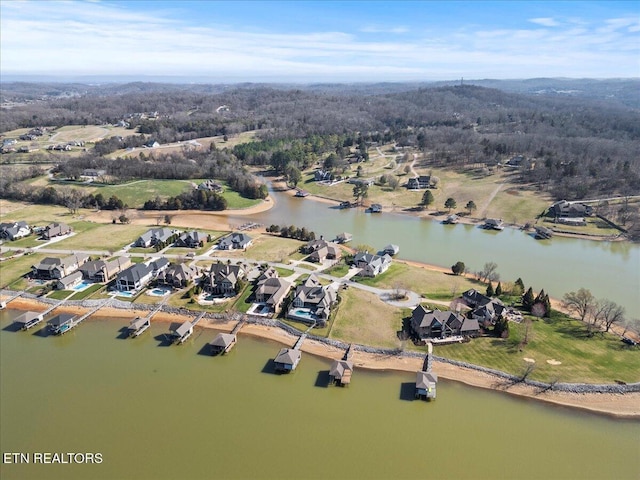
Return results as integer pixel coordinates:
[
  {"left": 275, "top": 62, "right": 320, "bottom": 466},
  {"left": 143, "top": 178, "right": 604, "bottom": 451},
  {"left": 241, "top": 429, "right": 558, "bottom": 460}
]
[
  {"left": 274, "top": 180, "right": 626, "bottom": 243},
  {"left": 3, "top": 296, "right": 638, "bottom": 419}
]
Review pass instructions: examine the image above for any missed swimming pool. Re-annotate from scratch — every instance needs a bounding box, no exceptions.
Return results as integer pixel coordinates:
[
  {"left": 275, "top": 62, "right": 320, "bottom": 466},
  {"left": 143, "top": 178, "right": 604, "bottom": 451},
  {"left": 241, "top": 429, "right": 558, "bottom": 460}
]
[
  {"left": 148, "top": 288, "right": 170, "bottom": 297},
  {"left": 288, "top": 308, "right": 317, "bottom": 322},
  {"left": 72, "top": 281, "right": 93, "bottom": 292},
  {"left": 115, "top": 290, "right": 135, "bottom": 298}
]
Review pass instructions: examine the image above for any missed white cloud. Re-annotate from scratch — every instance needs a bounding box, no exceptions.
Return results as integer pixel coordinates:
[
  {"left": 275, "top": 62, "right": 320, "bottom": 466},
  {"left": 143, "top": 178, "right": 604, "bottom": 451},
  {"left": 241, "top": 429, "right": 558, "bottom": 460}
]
[
  {"left": 1, "top": 1, "right": 638, "bottom": 80},
  {"left": 529, "top": 17, "right": 560, "bottom": 27}
]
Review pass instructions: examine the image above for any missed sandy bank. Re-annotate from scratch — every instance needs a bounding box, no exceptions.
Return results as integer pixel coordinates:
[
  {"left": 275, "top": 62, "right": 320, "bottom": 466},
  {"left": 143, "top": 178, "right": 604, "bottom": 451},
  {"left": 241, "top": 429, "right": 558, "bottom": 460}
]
[{"left": 3, "top": 297, "right": 638, "bottom": 419}]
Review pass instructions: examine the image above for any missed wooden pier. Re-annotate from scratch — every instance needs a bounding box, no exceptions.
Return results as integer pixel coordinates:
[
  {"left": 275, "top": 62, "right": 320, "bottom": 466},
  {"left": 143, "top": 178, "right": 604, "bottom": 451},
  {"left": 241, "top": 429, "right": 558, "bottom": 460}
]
[
  {"left": 329, "top": 344, "right": 354, "bottom": 386},
  {"left": 415, "top": 343, "right": 437, "bottom": 400},
  {"left": 0, "top": 291, "right": 23, "bottom": 310},
  {"left": 128, "top": 300, "right": 169, "bottom": 338},
  {"left": 209, "top": 316, "right": 244, "bottom": 355}
]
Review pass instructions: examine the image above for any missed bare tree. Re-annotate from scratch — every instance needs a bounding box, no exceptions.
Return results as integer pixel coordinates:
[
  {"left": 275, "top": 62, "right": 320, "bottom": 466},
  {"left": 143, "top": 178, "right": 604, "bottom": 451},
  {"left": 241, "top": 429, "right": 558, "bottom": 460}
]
[
  {"left": 594, "top": 299, "right": 625, "bottom": 333},
  {"left": 562, "top": 288, "right": 596, "bottom": 323},
  {"left": 479, "top": 262, "right": 499, "bottom": 283}
]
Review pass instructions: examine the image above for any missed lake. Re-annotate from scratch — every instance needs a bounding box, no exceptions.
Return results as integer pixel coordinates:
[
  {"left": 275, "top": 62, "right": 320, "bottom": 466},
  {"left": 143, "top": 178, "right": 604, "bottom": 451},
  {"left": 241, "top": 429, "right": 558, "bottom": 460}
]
[
  {"left": 1, "top": 311, "right": 638, "bottom": 480},
  {"left": 232, "top": 188, "right": 640, "bottom": 318}
]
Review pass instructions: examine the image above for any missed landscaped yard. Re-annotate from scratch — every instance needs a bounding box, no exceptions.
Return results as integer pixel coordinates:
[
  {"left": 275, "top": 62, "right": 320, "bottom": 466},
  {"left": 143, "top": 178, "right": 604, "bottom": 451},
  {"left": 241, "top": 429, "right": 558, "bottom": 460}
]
[
  {"left": 214, "top": 235, "right": 304, "bottom": 263},
  {"left": 329, "top": 288, "right": 406, "bottom": 349},
  {"left": 427, "top": 311, "right": 640, "bottom": 384},
  {"left": 0, "top": 253, "right": 50, "bottom": 289}
]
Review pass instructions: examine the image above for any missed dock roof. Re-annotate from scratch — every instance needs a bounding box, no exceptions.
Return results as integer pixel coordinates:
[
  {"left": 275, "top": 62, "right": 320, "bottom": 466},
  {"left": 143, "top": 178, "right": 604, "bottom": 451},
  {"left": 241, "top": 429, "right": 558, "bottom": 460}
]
[
  {"left": 172, "top": 321, "right": 193, "bottom": 337},
  {"left": 274, "top": 348, "right": 301, "bottom": 365},
  {"left": 47, "top": 313, "right": 76, "bottom": 327},
  {"left": 209, "top": 333, "right": 236, "bottom": 348},
  {"left": 416, "top": 371, "right": 438, "bottom": 389}
]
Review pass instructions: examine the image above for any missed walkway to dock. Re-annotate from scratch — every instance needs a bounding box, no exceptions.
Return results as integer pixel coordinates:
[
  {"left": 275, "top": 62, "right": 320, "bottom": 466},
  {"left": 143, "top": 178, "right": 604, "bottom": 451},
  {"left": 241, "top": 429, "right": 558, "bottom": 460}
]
[
  {"left": 0, "top": 291, "right": 23, "bottom": 309},
  {"left": 344, "top": 343, "right": 354, "bottom": 361},
  {"left": 191, "top": 311, "right": 206, "bottom": 327},
  {"left": 230, "top": 316, "right": 246, "bottom": 335},
  {"left": 74, "top": 297, "right": 112, "bottom": 326}
]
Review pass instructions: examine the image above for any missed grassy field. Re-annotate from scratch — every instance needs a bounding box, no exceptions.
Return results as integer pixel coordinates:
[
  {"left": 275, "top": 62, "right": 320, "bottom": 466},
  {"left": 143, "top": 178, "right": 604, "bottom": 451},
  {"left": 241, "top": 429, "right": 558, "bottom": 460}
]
[
  {"left": 428, "top": 311, "right": 640, "bottom": 383},
  {"left": 53, "top": 222, "right": 149, "bottom": 251},
  {"left": 353, "top": 262, "right": 482, "bottom": 301},
  {"left": 0, "top": 201, "right": 76, "bottom": 225},
  {"left": 48, "top": 289, "right": 73, "bottom": 300},
  {"left": 0, "top": 253, "right": 50, "bottom": 288},
  {"left": 329, "top": 288, "right": 406, "bottom": 349},
  {"left": 215, "top": 235, "right": 304, "bottom": 263},
  {"left": 539, "top": 216, "right": 620, "bottom": 237}
]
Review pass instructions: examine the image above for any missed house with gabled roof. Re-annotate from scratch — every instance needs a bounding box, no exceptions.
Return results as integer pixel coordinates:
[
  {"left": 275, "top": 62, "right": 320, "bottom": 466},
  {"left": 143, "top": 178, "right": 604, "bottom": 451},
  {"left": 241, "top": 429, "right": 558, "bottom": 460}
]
[
  {"left": 174, "top": 230, "right": 208, "bottom": 248},
  {"left": 288, "top": 275, "right": 337, "bottom": 325},
  {"left": 406, "top": 175, "right": 432, "bottom": 190},
  {"left": 0, "top": 221, "right": 30, "bottom": 240},
  {"left": 157, "top": 263, "right": 199, "bottom": 288},
  {"left": 218, "top": 232, "right": 252, "bottom": 250},
  {"left": 206, "top": 263, "right": 245, "bottom": 295},
  {"left": 115, "top": 258, "right": 168, "bottom": 292},
  {"left": 42, "top": 222, "right": 71, "bottom": 239},
  {"left": 56, "top": 271, "right": 83, "bottom": 290},
  {"left": 80, "top": 256, "right": 132, "bottom": 282},
  {"left": 461, "top": 289, "right": 505, "bottom": 326},
  {"left": 32, "top": 253, "right": 89, "bottom": 280},
  {"left": 353, "top": 252, "right": 392, "bottom": 277},
  {"left": 306, "top": 240, "right": 341, "bottom": 263},
  {"left": 410, "top": 305, "right": 479, "bottom": 339},
  {"left": 255, "top": 277, "right": 292, "bottom": 314},
  {"left": 134, "top": 228, "right": 177, "bottom": 248}
]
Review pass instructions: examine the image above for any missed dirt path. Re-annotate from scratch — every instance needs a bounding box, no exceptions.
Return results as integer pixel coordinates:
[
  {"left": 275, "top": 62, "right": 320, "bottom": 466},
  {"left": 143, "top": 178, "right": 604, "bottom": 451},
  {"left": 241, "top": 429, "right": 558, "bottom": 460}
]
[{"left": 479, "top": 181, "right": 504, "bottom": 217}]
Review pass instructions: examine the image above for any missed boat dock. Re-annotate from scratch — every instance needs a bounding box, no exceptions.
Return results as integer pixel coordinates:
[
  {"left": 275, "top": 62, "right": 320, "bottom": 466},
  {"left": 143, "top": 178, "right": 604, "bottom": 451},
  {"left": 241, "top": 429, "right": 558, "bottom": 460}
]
[
  {"left": 274, "top": 329, "right": 308, "bottom": 372},
  {"left": 415, "top": 343, "right": 437, "bottom": 400},
  {"left": 48, "top": 298, "right": 112, "bottom": 335},
  {"left": 16, "top": 311, "right": 45, "bottom": 330},
  {"left": 329, "top": 343, "right": 354, "bottom": 386},
  {"left": 128, "top": 300, "right": 169, "bottom": 337},
  {"left": 209, "top": 316, "right": 244, "bottom": 355},
  {"left": 172, "top": 311, "right": 206, "bottom": 345},
  {"left": 0, "top": 291, "right": 23, "bottom": 310}
]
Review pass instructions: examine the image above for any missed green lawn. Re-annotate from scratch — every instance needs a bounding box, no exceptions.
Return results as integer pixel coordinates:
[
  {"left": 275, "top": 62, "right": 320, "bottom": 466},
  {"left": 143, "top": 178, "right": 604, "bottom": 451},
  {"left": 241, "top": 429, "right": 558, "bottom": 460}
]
[
  {"left": 329, "top": 288, "right": 406, "bottom": 349},
  {"left": 426, "top": 311, "right": 640, "bottom": 384},
  {"left": 48, "top": 289, "right": 73, "bottom": 300},
  {"left": 215, "top": 235, "right": 304, "bottom": 263},
  {"left": 274, "top": 267, "right": 294, "bottom": 277},
  {"left": 232, "top": 284, "right": 253, "bottom": 313},
  {"left": 53, "top": 222, "right": 149, "bottom": 251},
  {"left": 0, "top": 253, "right": 49, "bottom": 288},
  {"left": 324, "top": 263, "right": 350, "bottom": 278},
  {"left": 70, "top": 283, "right": 104, "bottom": 300}
]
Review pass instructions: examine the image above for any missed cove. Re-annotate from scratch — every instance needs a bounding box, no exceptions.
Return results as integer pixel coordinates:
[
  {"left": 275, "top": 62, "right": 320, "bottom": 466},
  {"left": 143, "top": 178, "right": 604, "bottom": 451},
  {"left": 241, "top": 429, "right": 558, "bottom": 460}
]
[
  {"left": 1, "top": 311, "right": 638, "bottom": 480},
  {"left": 231, "top": 188, "right": 639, "bottom": 318}
]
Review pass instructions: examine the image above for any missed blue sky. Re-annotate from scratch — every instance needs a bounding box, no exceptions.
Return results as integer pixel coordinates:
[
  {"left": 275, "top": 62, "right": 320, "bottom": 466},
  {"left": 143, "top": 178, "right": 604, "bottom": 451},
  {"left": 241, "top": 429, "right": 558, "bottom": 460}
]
[{"left": 1, "top": 0, "right": 638, "bottom": 81}]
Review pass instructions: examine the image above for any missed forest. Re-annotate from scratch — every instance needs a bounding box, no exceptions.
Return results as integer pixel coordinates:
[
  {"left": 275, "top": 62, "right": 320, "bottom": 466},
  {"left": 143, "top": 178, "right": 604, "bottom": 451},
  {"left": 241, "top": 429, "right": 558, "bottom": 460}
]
[{"left": 1, "top": 79, "right": 639, "bottom": 232}]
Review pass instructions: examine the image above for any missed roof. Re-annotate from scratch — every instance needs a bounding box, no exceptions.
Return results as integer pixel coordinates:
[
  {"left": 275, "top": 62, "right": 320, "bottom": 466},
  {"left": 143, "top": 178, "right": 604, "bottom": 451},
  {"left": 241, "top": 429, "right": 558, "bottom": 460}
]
[
  {"left": 173, "top": 321, "right": 193, "bottom": 337},
  {"left": 274, "top": 348, "right": 301, "bottom": 365},
  {"left": 329, "top": 360, "right": 354, "bottom": 378},
  {"left": 58, "top": 271, "right": 83, "bottom": 286},
  {"left": 15, "top": 311, "right": 41, "bottom": 324},
  {"left": 117, "top": 263, "right": 153, "bottom": 283},
  {"left": 416, "top": 371, "right": 438, "bottom": 389},
  {"left": 130, "top": 317, "right": 150, "bottom": 330},
  {"left": 47, "top": 313, "right": 76, "bottom": 327},
  {"left": 209, "top": 333, "right": 236, "bottom": 348}
]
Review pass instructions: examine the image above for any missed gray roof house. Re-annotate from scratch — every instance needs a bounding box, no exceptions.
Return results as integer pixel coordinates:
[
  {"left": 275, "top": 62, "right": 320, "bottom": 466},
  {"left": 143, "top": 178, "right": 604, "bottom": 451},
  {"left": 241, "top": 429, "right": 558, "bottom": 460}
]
[
  {"left": 218, "top": 232, "right": 252, "bottom": 250},
  {"left": 353, "top": 252, "right": 392, "bottom": 277},
  {"left": 79, "top": 257, "right": 132, "bottom": 282},
  {"left": 549, "top": 200, "right": 593, "bottom": 218},
  {"left": 56, "top": 271, "right": 83, "bottom": 290},
  {"left": 157, "top": 263, "right": 198, "bottom": 288},
  {"left": 0, "top": 221, "right": 30, "bottom": 240},
  {"left": 406, "top": 175, "right": 431, "bottom": 190},
  {"left": 410, "top": 305, "right": 478, "bottom": 339},
  {"left": 115, "top": 258, "right": 167, "bottom": 292},
  {"left": 255, "top": 277, "right": 292, "bottom": 314},
  {"left": 306, "top": 240, "right": 341, "bottom": 263},
  {"left": 32, "top": 253, "right": 89, "bottom": 280},
  {"left": 42, "top": 222, "right": 71, "bottom": 239},
  {"left": 174, "top": 230, "right": 208, "bottom": 248},
  {"left": 206, "top": 263, "right": 245, "bottom": 295},
  {"left": 134, "top": 228, "right": 177, "bottom": 248},
  {"left": 288, "top": 275, "right": 337, "bottom": 325}
]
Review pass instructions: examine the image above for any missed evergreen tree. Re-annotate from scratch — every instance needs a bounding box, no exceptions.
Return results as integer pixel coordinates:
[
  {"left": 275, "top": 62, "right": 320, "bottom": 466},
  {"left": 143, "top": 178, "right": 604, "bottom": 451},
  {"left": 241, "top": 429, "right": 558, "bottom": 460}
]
[
  {"left": 523, "top": 287, "right": 535, "bottom": 311},
  {"left": 543, "top": 294, "right": 552, "bottom": 318},
  {"left": 420, "top": 190, "right": 434, "bottom": 209},
  {"left": 486, "top": 282, "right": 494, "bottom": 297},
  {"left": 495, "top": 282, "right": 503, "bottom": 296},
  {"left": 515, "top": 277, "right": 525, "bottom": 291}
]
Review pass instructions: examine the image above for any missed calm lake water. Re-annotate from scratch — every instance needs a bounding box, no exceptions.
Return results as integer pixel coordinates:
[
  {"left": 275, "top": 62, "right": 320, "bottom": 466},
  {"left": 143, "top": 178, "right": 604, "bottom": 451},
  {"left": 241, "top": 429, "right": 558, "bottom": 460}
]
[
  {"left": 233, "top": 189, "right": 640, "bottom": 317},
  {"left": 1, "top": 311, "right": 639, "bottom": 480}
]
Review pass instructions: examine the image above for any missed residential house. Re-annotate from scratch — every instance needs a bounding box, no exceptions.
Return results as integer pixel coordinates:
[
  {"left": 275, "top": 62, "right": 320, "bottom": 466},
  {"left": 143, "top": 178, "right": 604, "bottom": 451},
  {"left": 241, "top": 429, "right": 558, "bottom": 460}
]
[
  {"left": 197, "top": 179, "right": 223, "bottom": 193},
  {"left": 0, "top": 221, "right": 30, "bottom": 240},
  {"left": 353, "top": 252, "right": 392, "bottom": 277},
  {"left": 461, "top": 289, "right": 505, "bottom": 326},
  {"left": 288, "top": 275, "right": 337, "bottom": 325},
  {"left": 80, "top": 257, "right": 132, "bottom": 282},
  {"left": 175, "top": 230, "right": 208, "bottom": 248},
  {"left": 307, "top": 240, "right": 341, "bottom": 263},
  {"left": 145, "top": 140, "right": 160, "bottom": 148},
  {"left": 218, "top": 232, "right": 252, "bottom": 250},
  {"left": 81, "top": 168, "right": 106, "bottom": 178},
  {"left": 410, "top": 305, "right": 479, "bottom": 340},
  {"left": 42, "top": 222, "right": 71, "bottom": 239},
  {"left": 134, "top": 228, "right": 176, "bottom": 248},
  {"left": 314, "top": 170, "right": 332, "bottom": 182},
  {"left": 115, "top": 258, "right": 168, "bottom": 292},
  {"left": 348, "top": 177, "right": 374, "bottom": 187},
  {"left": 406, "top": 175, "right": 431, "bottom": 190},
  {"left": 549, "top": 200, "right": 593, "bottom": 218},
  {"left": 157, "top": 263, "right": 199, "bottom": 288},
  {"left": 32, "top": 253, "right": 89, "bottom": 280},
  {"left": 56, "top": 271, "right": 83, "bottom": 290},
  {"left": 206, "top": 263, "right": 245, "bottom": 295},
  {"left": 255, "top": 277, "right": 292, "bottom": 314}
]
